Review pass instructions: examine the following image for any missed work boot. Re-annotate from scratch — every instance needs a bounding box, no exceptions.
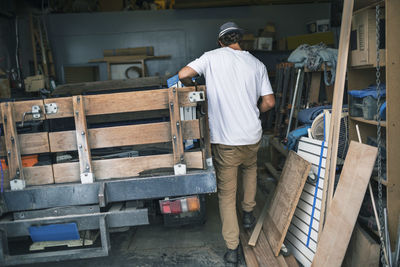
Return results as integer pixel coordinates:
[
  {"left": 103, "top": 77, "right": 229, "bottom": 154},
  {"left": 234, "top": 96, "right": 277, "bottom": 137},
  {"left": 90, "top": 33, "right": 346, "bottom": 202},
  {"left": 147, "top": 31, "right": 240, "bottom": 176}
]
[
  {"left": 243, "top": 211, "right": 256, "bottom": 229},
  {"left": 224, "top": 246, "right": 238, "bottom": 264}
]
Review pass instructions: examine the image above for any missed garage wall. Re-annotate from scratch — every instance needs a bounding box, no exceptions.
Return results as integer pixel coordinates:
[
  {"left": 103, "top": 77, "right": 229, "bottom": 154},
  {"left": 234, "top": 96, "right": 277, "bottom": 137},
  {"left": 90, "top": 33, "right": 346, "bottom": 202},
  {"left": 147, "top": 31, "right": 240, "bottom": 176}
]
[
  {"left": 0, "top": 17, "right": 15, "bottom": 71},
  {"left": 46, "top": 4, "right": 331, "bottom": 82}
]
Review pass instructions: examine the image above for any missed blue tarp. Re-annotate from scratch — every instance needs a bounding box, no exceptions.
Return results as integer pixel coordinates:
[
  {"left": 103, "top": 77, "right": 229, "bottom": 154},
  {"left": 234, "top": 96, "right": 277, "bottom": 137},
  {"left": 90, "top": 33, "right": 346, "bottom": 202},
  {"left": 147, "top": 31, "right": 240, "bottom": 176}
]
[
  {"left": 297, "top": 105, "right": 331, "bottom": 124},
  {"left": 348, "top": 84, "right": 386, "bottom": 99}
]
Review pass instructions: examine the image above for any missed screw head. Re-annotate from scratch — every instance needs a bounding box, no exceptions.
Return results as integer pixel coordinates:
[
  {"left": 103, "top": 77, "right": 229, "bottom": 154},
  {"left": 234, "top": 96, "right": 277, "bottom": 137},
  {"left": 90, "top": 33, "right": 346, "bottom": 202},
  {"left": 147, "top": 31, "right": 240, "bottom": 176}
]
[
  {"left": 81, "top": 131, "right": 85, "bottom": 135},
  {"left": 78, "top": 144, "right": 82, "bottom": 149},
  {"left": 173, "top": 135, "right": 177, "bottom": 140},
  {"left": 176, "top": 122, "right": 180, "bottom": 126}
]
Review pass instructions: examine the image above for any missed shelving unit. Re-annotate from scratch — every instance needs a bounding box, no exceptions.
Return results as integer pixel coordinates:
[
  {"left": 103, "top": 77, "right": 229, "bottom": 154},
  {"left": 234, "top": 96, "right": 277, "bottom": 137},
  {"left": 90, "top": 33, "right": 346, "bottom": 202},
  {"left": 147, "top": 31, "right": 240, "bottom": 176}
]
[{"left": 348, "top": 0, "right": 399, "bottom": 247}]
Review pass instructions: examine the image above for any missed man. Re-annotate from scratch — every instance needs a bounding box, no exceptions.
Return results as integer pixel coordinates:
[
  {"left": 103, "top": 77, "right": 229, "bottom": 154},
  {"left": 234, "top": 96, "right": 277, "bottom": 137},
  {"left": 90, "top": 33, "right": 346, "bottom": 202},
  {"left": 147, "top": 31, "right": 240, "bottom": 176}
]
[{"left": 178, "top": 22, "right": 275, "bottom": 264}]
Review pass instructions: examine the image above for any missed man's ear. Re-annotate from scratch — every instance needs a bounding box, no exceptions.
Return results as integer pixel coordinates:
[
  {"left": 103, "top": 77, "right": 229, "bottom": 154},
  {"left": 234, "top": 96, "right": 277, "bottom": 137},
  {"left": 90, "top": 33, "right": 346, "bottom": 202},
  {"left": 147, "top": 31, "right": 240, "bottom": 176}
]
[{"left": 218, "top": 40, "right": 224, "bottom": 47}]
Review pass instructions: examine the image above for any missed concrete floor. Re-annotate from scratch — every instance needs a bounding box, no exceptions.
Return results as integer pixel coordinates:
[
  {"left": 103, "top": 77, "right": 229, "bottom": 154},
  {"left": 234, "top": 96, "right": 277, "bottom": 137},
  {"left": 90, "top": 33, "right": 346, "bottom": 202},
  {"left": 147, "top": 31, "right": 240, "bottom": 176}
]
[
  {"left": 15, "top": 154, "right": 275, "bottom": 267},
  {"left": 19, "top": 194, "right": 245, "bottom": 267}
]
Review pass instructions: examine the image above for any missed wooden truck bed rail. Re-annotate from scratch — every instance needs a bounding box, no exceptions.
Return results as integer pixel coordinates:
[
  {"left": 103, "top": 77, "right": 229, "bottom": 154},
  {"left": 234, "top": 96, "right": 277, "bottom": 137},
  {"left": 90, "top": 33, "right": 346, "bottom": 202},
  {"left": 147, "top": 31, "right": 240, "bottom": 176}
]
[{"left": 0, "top": 86, "right": 211, "bottom": 190}]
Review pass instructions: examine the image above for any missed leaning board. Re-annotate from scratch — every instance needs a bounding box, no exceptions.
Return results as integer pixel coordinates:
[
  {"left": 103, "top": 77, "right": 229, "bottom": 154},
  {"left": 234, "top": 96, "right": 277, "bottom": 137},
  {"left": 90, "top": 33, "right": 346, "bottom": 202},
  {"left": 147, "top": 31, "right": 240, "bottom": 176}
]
[
  {"left": 263, "top": 150, "right": 311, "bottom": 256},
  {"left": 312, "top": 141, "right": 377, "bottom": 266},
  {"left": 285, "top": 137, "right": 328, "bottom": 267}
]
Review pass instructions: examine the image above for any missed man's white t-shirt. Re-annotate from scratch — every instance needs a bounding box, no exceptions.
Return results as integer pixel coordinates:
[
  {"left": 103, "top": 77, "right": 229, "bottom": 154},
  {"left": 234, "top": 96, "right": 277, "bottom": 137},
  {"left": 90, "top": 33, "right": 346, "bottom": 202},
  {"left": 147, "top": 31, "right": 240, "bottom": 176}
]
[{"left": 187, "top": 47, "right": 274, "bottom": 146}]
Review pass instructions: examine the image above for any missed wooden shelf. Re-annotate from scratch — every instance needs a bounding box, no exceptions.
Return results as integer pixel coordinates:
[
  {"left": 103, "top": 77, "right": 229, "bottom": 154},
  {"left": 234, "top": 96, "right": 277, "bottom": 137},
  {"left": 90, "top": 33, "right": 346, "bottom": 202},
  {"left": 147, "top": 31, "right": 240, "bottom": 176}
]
[
  {"left": 350, "top": 116, "right": 387, "bottom": 127},
  {"left": 349, "top": 63, "right": 386, "bottom": 70}
]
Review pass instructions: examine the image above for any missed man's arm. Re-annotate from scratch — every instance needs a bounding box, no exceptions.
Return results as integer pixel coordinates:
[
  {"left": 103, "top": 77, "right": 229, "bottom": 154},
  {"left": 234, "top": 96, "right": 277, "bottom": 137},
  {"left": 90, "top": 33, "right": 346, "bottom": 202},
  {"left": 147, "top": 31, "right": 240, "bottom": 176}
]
[
  {"left": 259, "top": 94, "right": 275, "bottom": 113},
  {"left": 178, "top": 66, "right": 199, "bottom": 87}
]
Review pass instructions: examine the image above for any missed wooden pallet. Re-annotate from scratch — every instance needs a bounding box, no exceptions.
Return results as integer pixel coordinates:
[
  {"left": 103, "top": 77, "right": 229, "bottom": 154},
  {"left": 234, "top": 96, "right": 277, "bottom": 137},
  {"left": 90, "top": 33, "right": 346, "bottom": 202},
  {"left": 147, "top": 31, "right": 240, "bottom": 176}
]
[{"left": 0, "top": 86, "right": 211, "bottom": 189}]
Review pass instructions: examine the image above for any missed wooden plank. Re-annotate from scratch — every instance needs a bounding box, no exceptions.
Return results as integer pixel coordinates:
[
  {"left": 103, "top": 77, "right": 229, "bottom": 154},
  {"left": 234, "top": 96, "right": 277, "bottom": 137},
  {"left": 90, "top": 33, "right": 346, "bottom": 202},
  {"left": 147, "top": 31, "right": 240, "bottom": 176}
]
[
  {"left": 323, "top": 0, "right": 354, "bottom": 216},
  {"left": 89, "top": 55, "right": 170, "bottom": 63},
  {"left": 311, "top": 141, "right": 377, "bottom": 267},
  {"left": 168, "top": 87, "right": 184, "bottom": 166},
  {"left": 1, "top": 165, "right": 54, "bottom": 189},
  {"left": 248, "top": 201, "right": 269, "bottom": 246},
  {"left": 51, "top": 76, "right": 167, "bottom": 96},
  {"left": 52, "top": 151, "right": 203, "bottom": 183},
  {"left": 49, "top": 120, "right": 200, "bottom": 152},
  {"left": 72, "top": 95, "right": 93, "bottom": 182},
  {"left": 239, "top": 224, "right": 259, "bottom": 267},
  {"left": 1, "top": 103, "right": 25, "bottom": 181},
  {"left": 308, "top": 72, "right": 321, "bottom": 104},
  {"left": 265, "top": 162, "right": 281, "bottom": 180},
  {"left": 45, "top": 87, "right": 201, "bottom": 119},
  {"left": 284, "top": 255, "right": 300, "bottom": 267},
  {"left": 386, "top": 0, "right": 400, "bottom": 247},
  {"left": 0, "top": 99, "right": 45, "bottom": 122},
  {"left": 342, "top": 223, "right": 379, "bottom": 267},
  {"left": 263, "top": 151, "right": 311, "bottom": 256},
  {"left": 0, "top": 132, "right": 50, "bottom": 156}
]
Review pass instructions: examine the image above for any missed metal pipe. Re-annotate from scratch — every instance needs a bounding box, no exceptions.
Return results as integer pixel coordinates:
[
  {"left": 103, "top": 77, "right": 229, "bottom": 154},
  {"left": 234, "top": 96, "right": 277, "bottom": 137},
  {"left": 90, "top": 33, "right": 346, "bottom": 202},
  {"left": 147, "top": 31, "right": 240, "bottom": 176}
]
[
  {"left": 384, "top": 208, "right": 393, "bottom": 267},
  {"left": 394, "top": 215, "right": 400, "bottom": 267},
  {"left": 285, "top": 68, "right": 302, "bottom": 139}
]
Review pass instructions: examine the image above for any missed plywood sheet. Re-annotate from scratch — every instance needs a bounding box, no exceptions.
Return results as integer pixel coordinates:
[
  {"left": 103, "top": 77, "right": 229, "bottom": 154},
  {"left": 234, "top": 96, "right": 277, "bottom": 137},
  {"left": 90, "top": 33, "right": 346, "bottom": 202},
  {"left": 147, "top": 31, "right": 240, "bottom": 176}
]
[
  {"left": 312, "top": 141, "right": 377, "bottom": 266},
  {"left": 263, "top": 151, "right": 311, "bottom": 256}
]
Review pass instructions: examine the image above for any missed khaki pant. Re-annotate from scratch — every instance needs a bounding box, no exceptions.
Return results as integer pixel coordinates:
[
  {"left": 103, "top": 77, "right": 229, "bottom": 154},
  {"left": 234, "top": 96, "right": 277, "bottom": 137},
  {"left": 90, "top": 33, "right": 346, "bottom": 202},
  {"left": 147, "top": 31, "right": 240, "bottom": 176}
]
[{"left": 212, "top": 141, "right": 260, "bottom": 250}]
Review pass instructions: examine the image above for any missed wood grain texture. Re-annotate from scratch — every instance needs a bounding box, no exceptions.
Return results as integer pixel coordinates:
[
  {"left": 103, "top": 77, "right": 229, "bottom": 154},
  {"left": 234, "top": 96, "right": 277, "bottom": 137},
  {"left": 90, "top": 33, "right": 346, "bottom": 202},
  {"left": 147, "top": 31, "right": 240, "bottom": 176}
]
[
  {"left": 386, "top": 0, "right": 400, "bottom": 247},
  {"left": 342, "top": 223, "right": 379, "bottom": 267},
  {"left": 312, "top": 141, "right": 377, "bottom": 267},
  {"left": 323, "top": 0, "right": 354, "bottom": 214},
  {"left": 308, "top": 72, "right": 321, "bottom": 104},
  {"left": 49, "top": 120, "right": 200, "bottom": 152},
  {"left": 52, "top": 76, "right": 167, "bottom": 95},
  {"left": 45, "top": 87, "right": 202, "bottom": 119},
  {"left": 1, "top": 165, "right": 54, "bottom": 189},
  {"left": 0, "top": 132, "right": 50, "bottom": 156},
  {"left": 72, "top": 96, "right": 93, "bottom": 177},
  {"left": 52, "top": 151, "right": 203, "bottom": 183},
  {"left": 0, "top": 99, "right": 45, "bottom": 123},
  {"left": 263, "top": 151, "right": 311, "bottom": 256},
  {"left": 248, "top": 201, "right": 269, "bottom": 247},
  {"left": 168, "top": 87, "right": 184, "bottom": 165},
  {"left": 1, "top": 103, "right": 25, "bottom": 181}
]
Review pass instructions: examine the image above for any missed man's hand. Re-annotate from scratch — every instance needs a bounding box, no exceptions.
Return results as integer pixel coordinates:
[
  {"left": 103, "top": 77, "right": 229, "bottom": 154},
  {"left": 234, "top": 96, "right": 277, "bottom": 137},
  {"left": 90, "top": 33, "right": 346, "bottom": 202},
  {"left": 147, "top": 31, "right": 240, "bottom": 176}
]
[
  {"left": 178, "top": 66, "right": 198, "bottom": 87},
  {"left": 259, "top": 94, "right": 275, "bottom": 113}
]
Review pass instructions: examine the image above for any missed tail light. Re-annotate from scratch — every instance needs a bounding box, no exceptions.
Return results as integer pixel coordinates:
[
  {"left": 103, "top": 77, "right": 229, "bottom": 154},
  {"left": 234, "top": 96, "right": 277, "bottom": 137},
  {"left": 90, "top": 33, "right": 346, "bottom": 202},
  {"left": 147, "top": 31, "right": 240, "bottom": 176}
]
[{"left": 159, "top": 196, "right": 200, "bottom": 214}]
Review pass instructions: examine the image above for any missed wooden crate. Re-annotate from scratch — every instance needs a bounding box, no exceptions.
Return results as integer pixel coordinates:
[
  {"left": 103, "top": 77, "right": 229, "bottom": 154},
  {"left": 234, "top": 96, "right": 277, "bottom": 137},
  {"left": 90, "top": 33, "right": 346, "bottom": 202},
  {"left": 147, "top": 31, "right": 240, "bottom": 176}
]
[{"left": 0, "top": 86, "right": 211, "bottom": 189}]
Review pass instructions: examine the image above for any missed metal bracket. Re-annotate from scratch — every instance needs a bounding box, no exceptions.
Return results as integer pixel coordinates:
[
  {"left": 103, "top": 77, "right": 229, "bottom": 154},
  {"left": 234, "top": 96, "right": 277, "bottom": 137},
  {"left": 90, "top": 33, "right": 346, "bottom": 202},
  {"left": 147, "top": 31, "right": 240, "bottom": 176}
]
[
  {"left": 21, "top": 105, "right": 41, "bottom": 127},
  {"left": 174, "top": 164, "right": 187, "bottom": 175},
  {"left": 44, "top": 103, "right": 58, "bottom": 114},
  {"left": 31, "top": 105, "right": 41, "bottom": 119},
  {"left": 80, "top": 172, "right": 94, "bottom": 184},
  {"left": 189, "top": 91, "right": 205, "bottom": 103},
  {"left": 10, "top": 179, "right": 26, "bottom": 191},
  {"left": 98, "top": 182, "right": 107, "bottom": 208}
]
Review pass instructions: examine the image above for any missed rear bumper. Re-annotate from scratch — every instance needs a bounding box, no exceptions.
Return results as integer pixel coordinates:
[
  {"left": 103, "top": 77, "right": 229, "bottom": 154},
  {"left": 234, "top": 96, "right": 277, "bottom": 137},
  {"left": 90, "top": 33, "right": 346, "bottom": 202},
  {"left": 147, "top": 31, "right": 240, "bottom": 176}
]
[{"left": 2, "top": 169, "right": 217, "bottom": 213}]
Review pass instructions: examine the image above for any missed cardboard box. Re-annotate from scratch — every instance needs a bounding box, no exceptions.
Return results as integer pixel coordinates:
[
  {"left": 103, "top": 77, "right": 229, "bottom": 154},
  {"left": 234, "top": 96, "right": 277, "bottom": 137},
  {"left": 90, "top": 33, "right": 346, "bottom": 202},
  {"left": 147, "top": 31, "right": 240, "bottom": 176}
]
[
  {"left": 287, "top": 32, "right": 334, "bottom": 50},
  {"left": 349, "top": 8, "right": 386, "bottom": 67},
  {"left": 24, "top": 75, "right": 45, "bottom": 92}
]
